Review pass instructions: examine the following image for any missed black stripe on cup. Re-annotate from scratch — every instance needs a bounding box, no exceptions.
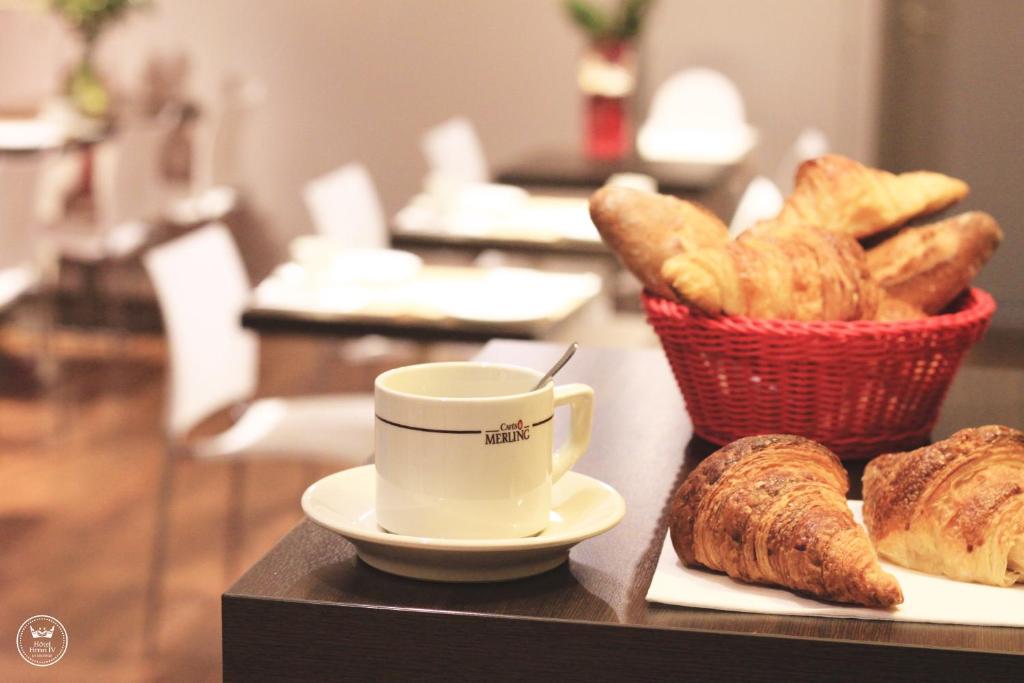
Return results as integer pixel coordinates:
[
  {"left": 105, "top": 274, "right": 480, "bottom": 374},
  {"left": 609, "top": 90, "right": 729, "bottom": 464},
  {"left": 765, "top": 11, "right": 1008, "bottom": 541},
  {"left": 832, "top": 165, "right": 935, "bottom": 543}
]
[
  {"left": 375, "top": 414, "right": 555, "bottom": 434},
  {"left": 375, "top": 415, "right": 481, "bottom": 435}
]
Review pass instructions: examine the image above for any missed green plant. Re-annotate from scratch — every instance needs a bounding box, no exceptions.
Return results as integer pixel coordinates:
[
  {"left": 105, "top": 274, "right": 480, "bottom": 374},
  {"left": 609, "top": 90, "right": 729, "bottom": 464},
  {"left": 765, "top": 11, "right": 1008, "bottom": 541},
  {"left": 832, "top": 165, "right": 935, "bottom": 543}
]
[
  {"left": 565, "top": 0, "right": 655, "bottom": 43},
  {"left": 49, "top": 0, "right": 151, "bottom": 117},
  {"left": 50, "top": 0, "right": 150, "bottom": 43}
]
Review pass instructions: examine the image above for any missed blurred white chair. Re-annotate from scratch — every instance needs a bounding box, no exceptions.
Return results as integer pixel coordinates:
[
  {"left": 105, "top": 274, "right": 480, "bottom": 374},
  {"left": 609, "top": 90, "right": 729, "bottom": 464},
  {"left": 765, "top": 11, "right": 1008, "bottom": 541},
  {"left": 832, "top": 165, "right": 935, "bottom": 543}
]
[
  {"left": 141, "top": 223, "right": 372, "bottom": 651},
  {"left": 203, "top": 75, "right": 266, "bottom": 189},
  {"left": 303, "top": 162, "right": 387, "bottom": 248},
  {"left": 51, "top": 121, "right": 169, "bottom": 262},
  {"left": 48, "top": 121, "right": 170, "bottom": 327},
  {"left": 0, "top": 155, "right": 46, "bottom": 312},
  {"left": 302, "top": 162, "right": 419, "bottom": 359},
  {"left": 0, "top": 153, "right": 61, "bottom": 384},
  {"left": 143, "top": 223, "right": 374, "bottom": 461},
  {"left": 637, "top": 68, "right": 757, "bottom": 165},
  {"left": 166, "top": 75, "right": 265, "bottom": 225},
  {"left": 421, "top": 117, "right": 489, "bottom": 184},
  {"left": 774, "top": 127, "right": 831, "bottom": 193},
  {"left": 729, "top": 176, "right": 784, "bottom": 238}
]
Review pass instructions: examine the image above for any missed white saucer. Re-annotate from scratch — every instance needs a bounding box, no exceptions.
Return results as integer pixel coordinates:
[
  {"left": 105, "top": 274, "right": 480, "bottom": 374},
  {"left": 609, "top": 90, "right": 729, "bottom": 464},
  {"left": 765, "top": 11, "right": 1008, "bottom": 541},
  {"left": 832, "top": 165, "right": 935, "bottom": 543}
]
[{"left": 301, "top": 465, "right": 626, "bottom": 582}]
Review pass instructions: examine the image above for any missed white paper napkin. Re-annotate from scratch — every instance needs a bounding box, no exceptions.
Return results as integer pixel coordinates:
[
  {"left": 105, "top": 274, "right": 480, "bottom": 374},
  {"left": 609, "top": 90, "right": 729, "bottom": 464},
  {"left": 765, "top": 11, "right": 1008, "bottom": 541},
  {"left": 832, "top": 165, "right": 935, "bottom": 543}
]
[{"left": 647, "top": 501, "right": 1024, "bottom": 627}]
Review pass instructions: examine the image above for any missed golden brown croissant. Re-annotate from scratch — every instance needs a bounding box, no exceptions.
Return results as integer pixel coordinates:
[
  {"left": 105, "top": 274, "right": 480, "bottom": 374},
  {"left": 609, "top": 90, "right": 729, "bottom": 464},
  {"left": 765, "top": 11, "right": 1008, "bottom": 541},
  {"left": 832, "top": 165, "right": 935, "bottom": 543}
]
[
  {"left": 863, "top": 425, "right": 1024, "bottom": 586},
  {"left": 873, "top": 295, "right": 927, "bottom": 322},
  {"left": 661, "top": 224, "right": 881, "bottom": 320},
  {"left": 774, "top": 155, "right": 969, "bottom": 239},
  {"left": 589, "top": 186, "right": 728, "bottom": 299},
  {"left": 866, "top": 211, "right": 1003, "bottom": 314},
  {"left": 670, "top": 434, "right": 903, "bottom": 607}
]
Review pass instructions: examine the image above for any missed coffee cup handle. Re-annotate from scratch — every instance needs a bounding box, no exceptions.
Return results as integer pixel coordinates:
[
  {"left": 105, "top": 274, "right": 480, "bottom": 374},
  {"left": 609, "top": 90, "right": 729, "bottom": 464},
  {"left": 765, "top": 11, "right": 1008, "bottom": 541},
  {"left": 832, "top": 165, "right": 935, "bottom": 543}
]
[{"left": 551, "top": 384, "right": 594, "bottom": 483}]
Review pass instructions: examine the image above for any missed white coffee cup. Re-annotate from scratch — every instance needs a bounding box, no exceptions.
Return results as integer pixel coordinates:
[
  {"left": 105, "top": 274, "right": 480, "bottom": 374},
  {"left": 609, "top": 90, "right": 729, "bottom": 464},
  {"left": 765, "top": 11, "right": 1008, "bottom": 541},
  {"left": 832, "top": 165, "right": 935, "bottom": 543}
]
[{"left": 374, "top": 361, "right": 594, "bottom": 539}]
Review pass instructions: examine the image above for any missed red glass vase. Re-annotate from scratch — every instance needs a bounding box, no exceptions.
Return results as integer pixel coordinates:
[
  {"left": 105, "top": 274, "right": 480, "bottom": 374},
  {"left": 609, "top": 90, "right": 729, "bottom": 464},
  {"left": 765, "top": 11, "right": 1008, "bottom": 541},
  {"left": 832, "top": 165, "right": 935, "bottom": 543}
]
[
  {"left": 584, "top": 95, "right": 629, "bottom": 160},
  {"left": 578, "top": 41, "right": 635, "bottom": 161}
]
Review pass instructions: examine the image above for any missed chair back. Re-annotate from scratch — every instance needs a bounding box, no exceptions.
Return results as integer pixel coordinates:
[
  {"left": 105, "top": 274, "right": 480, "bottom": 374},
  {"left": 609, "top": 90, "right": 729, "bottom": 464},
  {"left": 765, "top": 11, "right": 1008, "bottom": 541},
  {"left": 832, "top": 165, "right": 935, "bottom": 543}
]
[
  {"left": 302, "top": 162, "right": 387, "bottom": 248},
  {"left": 191, "top": 75, "right": 265, "bottom": 193},
  {"left": 774, "top": 127, "right": 830, "bottom": 193},
  {"left": 421, "top": 117, "right": 488, "bottom": 184},
  {"left": 728, "top": 176, "right": 784, "bottom": 238},
  {"left": 0, "top": 154, "right": 45, "bottom": 271},
  {"left": 93, "top": 121, "right": 169, "bottom": 228},
  {"left": 646, "top": 68, "right": 746, "bottom": 128},
  {"left": 143, "top": 223, "right": 258, "bottom": 438}
]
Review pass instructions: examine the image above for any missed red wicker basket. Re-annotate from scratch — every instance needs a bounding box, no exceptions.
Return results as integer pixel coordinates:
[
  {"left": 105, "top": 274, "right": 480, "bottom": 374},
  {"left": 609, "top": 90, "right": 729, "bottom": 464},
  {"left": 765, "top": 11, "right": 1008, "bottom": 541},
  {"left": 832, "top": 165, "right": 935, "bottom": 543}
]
[{"left": 643, "top": 288, "right": 995, "bottom": 459}]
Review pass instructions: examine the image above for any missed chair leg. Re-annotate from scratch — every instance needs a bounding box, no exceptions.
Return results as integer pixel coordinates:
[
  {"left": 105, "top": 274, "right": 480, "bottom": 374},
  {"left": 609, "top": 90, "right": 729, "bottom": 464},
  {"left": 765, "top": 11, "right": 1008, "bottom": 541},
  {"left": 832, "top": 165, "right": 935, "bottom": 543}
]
[
  {"left": 32, "top": 287, "right": 64, "bottom": 444},
  {"left": 80, "top": 261, "right": 104, "bottom": 329},
  {"left": 223, "top": 459, "right": 247, "bottom": 582},
  {"left": 31, "top": 276, "right": 60, "bottom": 387},
  {"left": 142, "top": 440, "right": 177, "bottom": 658},
  {"left": 101, "top": 259, "right": 132, "bottom": 357}
]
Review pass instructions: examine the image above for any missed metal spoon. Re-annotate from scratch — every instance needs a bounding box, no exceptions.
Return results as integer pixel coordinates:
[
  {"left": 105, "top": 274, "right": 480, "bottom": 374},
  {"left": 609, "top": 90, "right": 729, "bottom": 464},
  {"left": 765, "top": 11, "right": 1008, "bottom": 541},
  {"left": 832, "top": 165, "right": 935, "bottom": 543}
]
[{"left": 532, "top": 342, "right": 579, "bottom": 390}]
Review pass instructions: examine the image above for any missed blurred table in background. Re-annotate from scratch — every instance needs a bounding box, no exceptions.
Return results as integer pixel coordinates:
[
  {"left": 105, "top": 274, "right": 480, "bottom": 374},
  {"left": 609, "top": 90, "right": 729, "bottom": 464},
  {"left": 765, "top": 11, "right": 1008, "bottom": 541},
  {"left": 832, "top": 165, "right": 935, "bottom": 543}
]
[
  {"left": 0, "top": 119, "right": 63, "bottom": 154},
  {"left": 242, "top": 262, "right": 603, "bottom": 342},
  {"left": 392, "top": 192, "right": 610, "bottom": 259},
  {"left": 496, "top": 148, "right": 752, "bottom": 217},
  {"left": 0, "top": 113, "right": 113, "bottom": 217},
  {"left": 0, "top": 114, "right": 110, "bottom": 154}
]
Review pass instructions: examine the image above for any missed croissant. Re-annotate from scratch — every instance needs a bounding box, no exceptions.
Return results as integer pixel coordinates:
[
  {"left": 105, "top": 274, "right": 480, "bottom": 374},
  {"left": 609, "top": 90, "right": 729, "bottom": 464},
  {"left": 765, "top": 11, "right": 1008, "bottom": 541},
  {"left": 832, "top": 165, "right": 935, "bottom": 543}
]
[
  {"left": 670, "top": 434, "right": 903, "bottom": 607},
  {"left": 874, "top": 295, "right": 927, "bottom": 322},
  {"left": 863, "top": 425, "right": 1024, "bottom": 586},
  {"left": 589, "top": 186, "right": 728, "bottom": 299},
  {"left": 774, "top": 155, "right": 969, "bottom": 239},
  {"left": 866, "top": 211, "right": 1003, "bottom": 314},
  {"left": 661, "top": 224, "right": 881, "bottom": 320}
]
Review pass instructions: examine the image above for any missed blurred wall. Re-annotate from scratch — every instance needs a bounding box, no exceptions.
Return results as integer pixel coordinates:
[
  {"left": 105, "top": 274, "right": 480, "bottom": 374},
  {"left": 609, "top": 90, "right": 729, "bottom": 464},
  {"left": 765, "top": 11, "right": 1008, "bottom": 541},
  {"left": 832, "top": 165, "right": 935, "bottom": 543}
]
[
  {"left": 879, "top": 0, "right": 1023, "bottom": 329},
  {"left": 0, "top": 8, "right": 72, "bottom": 113},
  {"left": 643, "top": 1, "right": 882, "bottom": 183},
  {"left": 5, "top": 0, "right": 882, "bottom": 263}
]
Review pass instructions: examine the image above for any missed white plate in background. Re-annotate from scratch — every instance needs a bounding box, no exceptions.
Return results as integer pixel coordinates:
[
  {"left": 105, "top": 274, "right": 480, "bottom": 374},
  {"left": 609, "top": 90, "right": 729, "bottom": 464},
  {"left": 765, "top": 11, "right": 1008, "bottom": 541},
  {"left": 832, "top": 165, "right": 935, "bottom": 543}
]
[
  {"left": 289, "top": 237, "right": 423, "bottom": 286},
  {"left": 435, "top": 269, "right": 602, "bottom": 323}
]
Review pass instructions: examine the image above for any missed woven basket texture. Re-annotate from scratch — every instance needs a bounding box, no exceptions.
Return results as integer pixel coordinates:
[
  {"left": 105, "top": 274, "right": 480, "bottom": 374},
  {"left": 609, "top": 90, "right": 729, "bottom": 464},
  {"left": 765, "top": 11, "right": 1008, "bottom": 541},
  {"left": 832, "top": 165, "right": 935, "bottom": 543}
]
[{"left": 643, "top": 288, "right": 995, "bottom": 459}]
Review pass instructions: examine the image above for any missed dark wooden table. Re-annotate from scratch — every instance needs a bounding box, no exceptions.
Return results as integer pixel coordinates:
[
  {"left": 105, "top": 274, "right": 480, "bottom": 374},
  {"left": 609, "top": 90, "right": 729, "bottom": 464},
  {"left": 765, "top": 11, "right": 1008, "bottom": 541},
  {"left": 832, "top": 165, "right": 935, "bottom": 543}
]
[
  {"left": 496, "top": 148, "right": 752, "bottom": 219},
  {"left": 391, "top": 229, "right": 612, "bottom": 259},
  {"left": 240, "top": 308, "right": 587, "bottom": 343},
  {"left": 223, "top": 335, "right": 1024, "bottom": 681}
]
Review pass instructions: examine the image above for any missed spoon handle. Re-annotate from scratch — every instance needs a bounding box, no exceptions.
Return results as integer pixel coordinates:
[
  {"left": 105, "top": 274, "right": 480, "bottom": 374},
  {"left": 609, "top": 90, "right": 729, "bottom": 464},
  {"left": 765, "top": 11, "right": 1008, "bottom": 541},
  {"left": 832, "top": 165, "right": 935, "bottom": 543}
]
[{"left": 532, "top": 342, "right": 579, "bottom": 391}]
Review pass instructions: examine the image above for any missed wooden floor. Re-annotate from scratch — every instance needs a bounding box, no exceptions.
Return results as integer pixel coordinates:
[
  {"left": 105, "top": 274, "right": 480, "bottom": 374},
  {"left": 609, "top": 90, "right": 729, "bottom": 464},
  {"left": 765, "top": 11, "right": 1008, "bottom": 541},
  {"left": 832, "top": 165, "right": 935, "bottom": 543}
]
[{"left": 0, "top": 323, "right": 477, "bottom": 681}]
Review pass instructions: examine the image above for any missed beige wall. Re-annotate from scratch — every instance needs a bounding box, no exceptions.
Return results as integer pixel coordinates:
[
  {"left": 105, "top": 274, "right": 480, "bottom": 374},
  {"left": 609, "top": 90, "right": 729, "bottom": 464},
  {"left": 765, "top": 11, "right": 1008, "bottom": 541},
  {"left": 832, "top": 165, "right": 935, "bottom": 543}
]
[
  {"left": 643, "top": 0, "right": 882, "bottom": 176},
  {"left": 879, "top": 0, "right": 1023, "bottom": 328},
  {"left": 0, "top": 7, "right": 73, "bottom": 112},
  {"left": 5, "top": 0, "right": 882, "bottom": 258}
]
